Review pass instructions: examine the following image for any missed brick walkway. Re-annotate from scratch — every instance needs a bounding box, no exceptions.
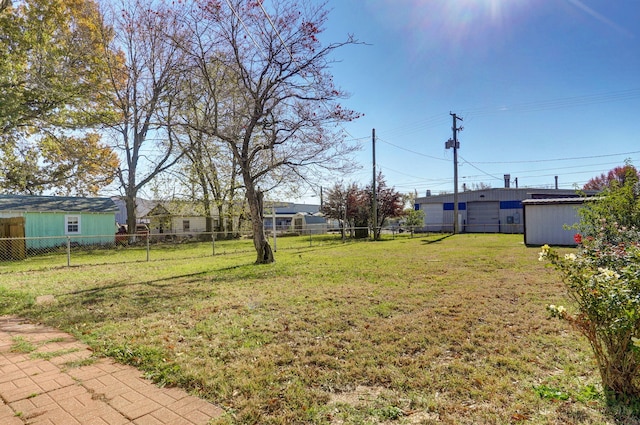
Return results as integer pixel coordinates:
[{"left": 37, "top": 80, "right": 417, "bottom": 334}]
[{"left": 0, "top": 316, "right": 223, "bottom": 425}]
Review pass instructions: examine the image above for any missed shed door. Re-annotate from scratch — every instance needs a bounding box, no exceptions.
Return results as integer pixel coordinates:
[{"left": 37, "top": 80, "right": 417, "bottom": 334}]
[
  {"left": 524, "top": 204, "right": 580, "bottom": 246},
  {"left": 0, "top": 217, "right": 26, "bottom": 260},
  {"left": 466, "top": 202, "right": 499, "bottom": 233}
]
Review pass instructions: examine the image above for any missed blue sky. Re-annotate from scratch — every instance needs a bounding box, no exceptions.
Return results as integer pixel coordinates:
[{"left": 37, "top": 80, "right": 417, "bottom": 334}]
[{"left": 296, "top": 0, "right": 640, "bottom": 202}]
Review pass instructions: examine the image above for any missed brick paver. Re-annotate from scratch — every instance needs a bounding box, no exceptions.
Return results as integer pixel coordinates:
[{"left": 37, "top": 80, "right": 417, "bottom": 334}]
[{"left": 0, "top": 316, "right": 223, "bottom": 424}]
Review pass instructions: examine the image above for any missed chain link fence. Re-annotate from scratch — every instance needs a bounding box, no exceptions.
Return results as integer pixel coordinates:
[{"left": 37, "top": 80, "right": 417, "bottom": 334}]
[{"left": 0, "top": 226, "right": 450, "bottom": 272}]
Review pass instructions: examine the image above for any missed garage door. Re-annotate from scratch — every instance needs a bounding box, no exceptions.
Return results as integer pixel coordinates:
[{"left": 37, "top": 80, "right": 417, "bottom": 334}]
[
  {"left": 466, "top": 202, "right": 499, "bottom": 233},
  {"left": 422, "top": 204, "right": 443, "bottom": 232}
]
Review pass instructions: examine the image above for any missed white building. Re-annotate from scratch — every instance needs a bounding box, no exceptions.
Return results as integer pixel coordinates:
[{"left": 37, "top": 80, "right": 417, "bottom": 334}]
[
  {"left": 522, "top": 198, "right": 591, "bottom": 246},
  {"left": 415, "top": 188, "right": 595, "bottom": 234}
]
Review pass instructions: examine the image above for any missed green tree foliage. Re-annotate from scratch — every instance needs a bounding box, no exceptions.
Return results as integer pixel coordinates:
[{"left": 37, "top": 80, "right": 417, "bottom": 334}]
[
  {"left": 173, "top": 66, "right": 244, "bottom": 236},
  {"left": 0, "top": 133, "right": 119, "bottom": 196},
  {"left": 578, "top": 164, "right": 640, "bottom": 239},
  {"left": 1, "top": 0, "right": 116, "bottom": 134},
  {"left": 0, "top": 0, "right": 119, "bottom": 195},
  {"left": 403, "top": 208, "right": 425, "bottom": 233}
]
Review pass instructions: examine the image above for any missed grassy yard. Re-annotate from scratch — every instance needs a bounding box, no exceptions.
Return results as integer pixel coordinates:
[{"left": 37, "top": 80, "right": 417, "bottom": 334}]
[{"left": 0, "top": 233, "right": 637, "bottom": 424}]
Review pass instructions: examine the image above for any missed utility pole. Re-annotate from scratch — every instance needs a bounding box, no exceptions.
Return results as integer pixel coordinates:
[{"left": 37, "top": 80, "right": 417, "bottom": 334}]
[
  {"left": 372, "top": 128, "right": 377, "bottom": 240},
  {"left": 446, "top": 113, "right": 463, "bottom": 234}
]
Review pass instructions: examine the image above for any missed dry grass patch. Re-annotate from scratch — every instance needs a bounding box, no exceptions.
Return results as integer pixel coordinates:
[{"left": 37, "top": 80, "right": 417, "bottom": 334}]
[{"left": 1, "top": 234, "right": 638, "bottom": 424}]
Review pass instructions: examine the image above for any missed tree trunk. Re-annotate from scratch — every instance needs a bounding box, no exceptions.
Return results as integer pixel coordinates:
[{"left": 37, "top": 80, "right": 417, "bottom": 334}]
[
  {"left": 246, "top": 185, "right": 274, "bottom": 264},
  {"left": 199, "top": 176, "right": 213, "bottom": 234},
  {"left": 354, "top": 219, "right": 369, "bottom": 239},
  {"left": 125, "top": 190, "right": 137, "bottom": 235}
]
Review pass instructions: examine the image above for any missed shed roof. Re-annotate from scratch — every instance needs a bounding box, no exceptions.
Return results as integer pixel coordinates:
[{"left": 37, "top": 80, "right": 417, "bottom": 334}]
[
  {"left": 0, "top": 195, "right": 118, "bottom": 213},
  {"left": 521, "top": 197, "right": 597, "bottom": 205}
]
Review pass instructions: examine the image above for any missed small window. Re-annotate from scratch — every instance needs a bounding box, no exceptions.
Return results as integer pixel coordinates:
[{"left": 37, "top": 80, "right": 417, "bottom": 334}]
[
  {"left": 65, "top": 215, "right": 81, "bottom": 234},
  {"left": 183, "top": 220, "right": 190, "bottom": 232}
]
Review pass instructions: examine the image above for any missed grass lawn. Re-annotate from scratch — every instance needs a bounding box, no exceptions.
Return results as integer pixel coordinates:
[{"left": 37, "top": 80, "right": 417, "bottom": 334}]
[{"left": 0, "top": 233, "right": 638, "bottom": 424}]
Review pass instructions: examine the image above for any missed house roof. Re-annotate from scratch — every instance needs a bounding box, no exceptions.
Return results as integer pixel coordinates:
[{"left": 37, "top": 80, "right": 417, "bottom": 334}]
[
  {"left": 0, "top": 195, "right": 118, "bottom": 213},
  {"left": 145, "top": 201, "right": 205, "bottom": 217},
  {"left": 304, "top": 215, "right": 326, "bottom": 224},
  {"left": 274, "top": 203, "right": 320, "bottom": 214}
]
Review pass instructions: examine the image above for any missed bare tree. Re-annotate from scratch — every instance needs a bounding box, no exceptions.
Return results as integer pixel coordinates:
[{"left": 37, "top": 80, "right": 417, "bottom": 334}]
[
  {"left": 98, "top": 0, "right": 188, "bottom": 233},
  {"left": 176, "top": 0, "right": 361, "bottom": 263},
  {"left": 172, "top": 69, "right": 245, "bottom": 237},
  {"left": 177, "top": 121, "right": 243, "bottom": 236}
]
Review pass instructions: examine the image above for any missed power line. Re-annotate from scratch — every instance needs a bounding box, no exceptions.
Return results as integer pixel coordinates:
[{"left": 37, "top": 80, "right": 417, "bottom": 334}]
[
  {"left": 376, "top": 114, "right": 451, "bottom": 139},
  {"left": 463, "top": 150, "right": 640, "bottom": 164},
  {"left": 377, "top": 163, "right": 441, "bottom": 181},
  {"left": 458, "top": 155, "right": 502, "bottom": 180},
  {"left": 224, "top": 0, "right": 267, "bottom": 60},
  {"left": 256, "top": 1, "right": 362, "bottom": 143},
  {"left": 341, "top": 89, "right": 640, "bottom": 148},
  {"left": 376, "top": 137, "right": 449, "bottom": 161},
  {"left": 461, "top": 88, "right": 640, "bottom": 117}
]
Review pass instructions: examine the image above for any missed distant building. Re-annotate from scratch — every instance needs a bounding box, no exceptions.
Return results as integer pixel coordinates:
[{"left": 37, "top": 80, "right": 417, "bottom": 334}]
[
  {"left": 112, "top": 197, "right": 156, "bottom": 226},
  {"left": 415, "top": 187, "right": 597, "bottom": 234},
  {"left": 0, "top": 195, "right": 118, "bottom": 259},
  {"left": 144, "top": 201, "right": 208, "bottom": 237},
  {"left": 292, "top": 213, "right": 327, "bottom": 234},
  {"left": 262, "top": 203, "right": 321, "bottom": 232}
]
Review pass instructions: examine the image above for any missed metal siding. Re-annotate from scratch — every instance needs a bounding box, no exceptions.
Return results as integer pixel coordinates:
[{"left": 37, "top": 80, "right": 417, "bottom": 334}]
[
  {"left": 443, "top": 203, "right": 466, "bottom": 211},
  {"left": 499, "top": 210, "right": 523, "bottom": 234},
  {"left": 416, "top": 188, "right": 582, "bottom": 205},
  {"left": 442, "top": 209, "right": 454, "bottom": 232},
  {"left": 524, "top": 204, "right": 580, "bottom": 245},
  {"left": 466, "top": 202, "right": 499, "bottom": 233},
  {"left": 500, "top": 200, "right": 522, "bottom": 209},
  {"left": 82, "top": 214, "right": 117, "bottom": 240},
  {"left": 422, "top": 203, "right": 444, "bottom": 232},
  {"left": 25, "top": 212, "right": 115, "bottom": 249}
]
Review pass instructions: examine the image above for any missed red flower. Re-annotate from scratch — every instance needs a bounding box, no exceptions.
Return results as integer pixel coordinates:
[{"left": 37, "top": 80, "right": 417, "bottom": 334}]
[{"left": 574, "top": 234, "right": 582, "bottom": 244}]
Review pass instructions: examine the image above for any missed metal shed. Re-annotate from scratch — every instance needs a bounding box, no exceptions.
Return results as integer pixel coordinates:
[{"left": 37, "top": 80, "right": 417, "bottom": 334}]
[{"left": 522, "top": 198, "right": 589, "bottom": 246}]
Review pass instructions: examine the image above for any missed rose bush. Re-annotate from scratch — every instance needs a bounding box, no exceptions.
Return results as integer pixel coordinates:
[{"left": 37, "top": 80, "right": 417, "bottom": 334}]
[
  {"left": 540, "top": 169, "right": 640, "bottom": 401},
  {"left": 540, "top": 230, "right": 640, "bottom": 398}
]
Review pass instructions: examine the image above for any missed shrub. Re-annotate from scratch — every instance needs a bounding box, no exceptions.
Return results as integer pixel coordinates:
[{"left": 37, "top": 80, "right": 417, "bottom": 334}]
[{"left": 540, "top": 171, "right": 640, "bottom": 401}]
